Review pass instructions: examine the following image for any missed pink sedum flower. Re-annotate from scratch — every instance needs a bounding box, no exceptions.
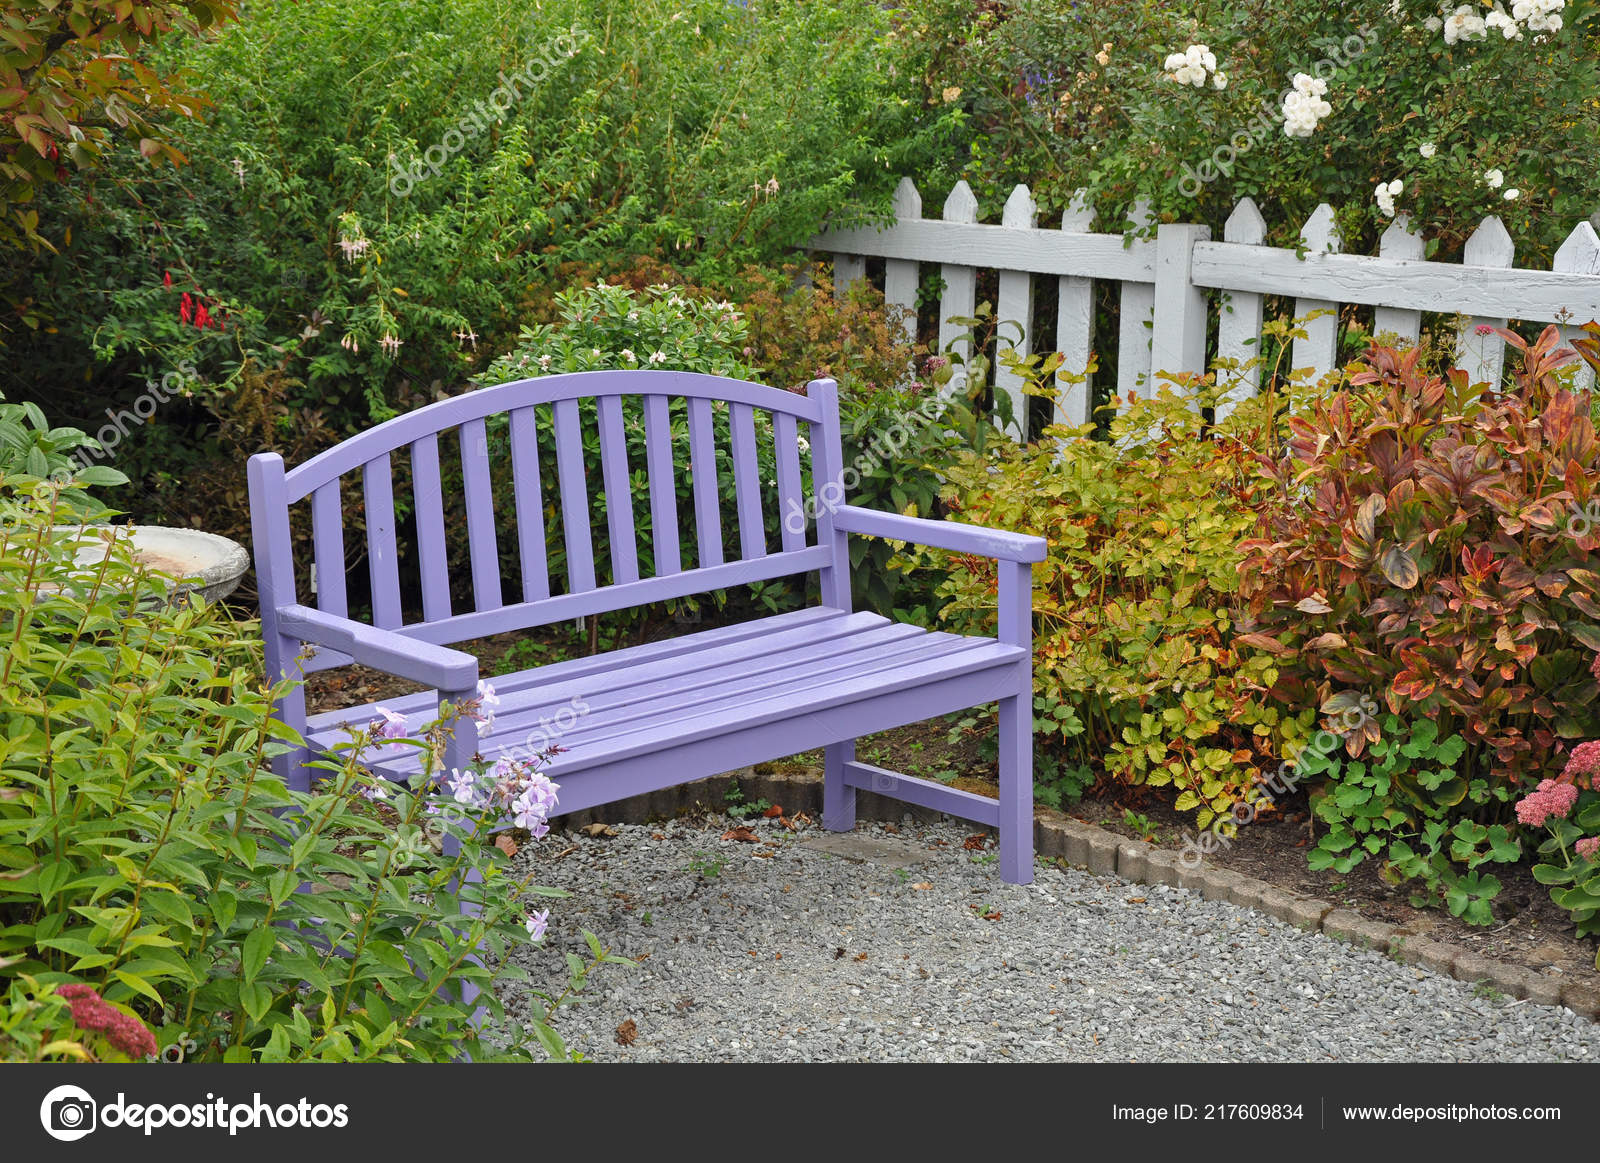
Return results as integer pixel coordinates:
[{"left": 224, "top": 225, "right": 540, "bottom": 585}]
[
  {"left": 1577, "top": 837, "right": 1600, "bottom": 861},
  {"left": 1515, "top": 778, "right": 1580, "bottom": 827},
  {"left": 1565, "top": 739, "right": 1600, "bottom": 785}
]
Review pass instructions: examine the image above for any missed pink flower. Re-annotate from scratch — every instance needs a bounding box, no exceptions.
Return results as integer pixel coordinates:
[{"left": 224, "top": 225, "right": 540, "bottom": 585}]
[
  {"left": 1563, "top": 740, "right": 1600, "bottom": 785},
  {"left": 1577, "top": 837, "right": 1600, "bottom": 861},
  {"left": 1475, "top": 323, "right": 1495, "bottom": 336},
  {"left": 54, "top": 984, "right": 158, "bottom": 1060},
  {"left": 370, "top": 706, "right": 408, "bottom": 741},
  {"left": 1515, "top": 778, "right": 1580, "bottom": 827}
]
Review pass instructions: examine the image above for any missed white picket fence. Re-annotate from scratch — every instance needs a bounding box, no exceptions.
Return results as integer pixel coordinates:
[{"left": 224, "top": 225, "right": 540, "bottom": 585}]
[{"left": 814, "top": 178, "right": 1600, "bottom": 435}]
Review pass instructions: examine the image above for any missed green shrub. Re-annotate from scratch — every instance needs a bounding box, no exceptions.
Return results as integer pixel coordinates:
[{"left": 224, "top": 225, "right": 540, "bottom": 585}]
[
  {"left": 3, "top": 0, "right": 956, "bottom": 473},
  {"left": 925, "top": 0, "right": 1600, "bottom": 262},
  {"left": 1238, "top": 328, "right": 1600, "bottom": 792},
  {"left": 914, "top": 353, "right": 1314, "bottom": 829},
  {"left": 0, "top": 479, "right": 607, "bottom": 1061},
  {"left": 1299, "top": 713, "right": 1520, "bottom": 925}
]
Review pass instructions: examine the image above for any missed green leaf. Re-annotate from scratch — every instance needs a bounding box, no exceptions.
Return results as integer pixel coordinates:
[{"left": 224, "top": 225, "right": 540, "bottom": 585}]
[
  {"left": 239, "top": 981, "right": 272, "bottom": 1022},
  {"left": 241, "top": 926, "right": 275, "bottom": 984},
  {"left": 1378, "top": 545, "right": 1420, "bottom": 590}
]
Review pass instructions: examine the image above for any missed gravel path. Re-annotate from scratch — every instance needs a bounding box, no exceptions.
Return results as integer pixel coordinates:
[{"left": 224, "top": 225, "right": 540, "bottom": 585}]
[{"left": 501, "top": 814, "right": 1600, "bottom": 1062}]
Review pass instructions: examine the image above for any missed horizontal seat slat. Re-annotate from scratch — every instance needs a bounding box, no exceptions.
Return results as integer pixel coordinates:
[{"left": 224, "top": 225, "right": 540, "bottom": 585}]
[
  {"left": 306, "top": 605, "right": 857, "bottom": 730},
  {"left": 484, "top": 622, "right": 941, "bottom": 739},
  {"left": 310, "top": 613, "right": 1021, "bottom": 782},
  {"left": 489, "top": 634, "right": 1000, "bottom": 759}
]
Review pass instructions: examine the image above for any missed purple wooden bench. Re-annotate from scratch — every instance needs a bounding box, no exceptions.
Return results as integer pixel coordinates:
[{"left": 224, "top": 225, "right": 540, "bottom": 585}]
[{"left": 246, "top": 371, "right": 1045, "bottom": 883}]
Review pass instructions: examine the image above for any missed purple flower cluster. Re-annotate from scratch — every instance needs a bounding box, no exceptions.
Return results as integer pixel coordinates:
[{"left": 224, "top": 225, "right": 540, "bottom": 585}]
[{"left": 442, "top": 755, "right": 560, "bottom": 840}]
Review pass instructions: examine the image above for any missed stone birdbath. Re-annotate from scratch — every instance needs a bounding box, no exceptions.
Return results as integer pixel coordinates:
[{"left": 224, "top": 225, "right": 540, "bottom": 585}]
[{"left": 61, "top": 524, "right": 251, "bottom": 604}]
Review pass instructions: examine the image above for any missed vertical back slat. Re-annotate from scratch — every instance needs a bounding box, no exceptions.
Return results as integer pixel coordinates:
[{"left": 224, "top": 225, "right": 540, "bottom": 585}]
[
  {"left": 729, "top": 403, "right": 765, "bottom": 559},
  {"left": 310, "top": 480, "right": 348, "bottom": 619},
  {"left": 1454, "top": 216, "right": 1515, "bottom": 387},
  {"left": 643, "top": 395, "right": 681, "bottom": 576},
  {"left": 687, "top": 396, "right": 724, "bottom": 569},
  {"left": 1373, "top": 214, "right": 1425, "bottom": 345},
  {"left": 459, "top": 416, "right": 503, "bottom": 612},
  {"left": 938, "top": 180, "right": 980, "bottom": 402},
  {"left": 1117, "top": 199, "right": 1157, "bottom": 399},
  {"left": 1054, "top": 189, "right": 1096, "bottom": 429},
  {"left": 409, "top": 434, "right": 452, "bottom": 622},
  {"left": 994, "top": 184, "right": 1037, "bottom": 438},
  {"left": 1292, "top": 203, "right": 1342, "bottom": 390},
  {"left": 508, "top": 406, "right": 550, "bottom": 602},
  {"left": 552, "top": 398, "right": 597, "bottom": 593},
  {"left": 362, "top": 453, "right": 402, "bottom": 629},
  {"left": 808, "top": 378, "right": 852, "bottom": 612},
  {"left": 1215, "top": 197, "right": 1268, "bottom": 423},
  {"left": 774, "top": 411, "right": 807, "bottom": 553},
  {"left": 597, "top": 395, "right": 639, "bottom": 585}
]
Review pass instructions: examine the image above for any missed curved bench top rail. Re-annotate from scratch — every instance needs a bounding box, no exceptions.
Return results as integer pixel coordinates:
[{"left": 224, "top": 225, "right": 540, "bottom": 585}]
[{"left": 283, "top": 369, "right": 823, "bottom": 503}]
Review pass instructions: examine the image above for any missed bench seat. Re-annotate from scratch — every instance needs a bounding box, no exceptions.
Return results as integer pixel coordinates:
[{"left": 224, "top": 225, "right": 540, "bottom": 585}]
[{"left": 306, "top": 606, "right": 1027, "bottom": 819}]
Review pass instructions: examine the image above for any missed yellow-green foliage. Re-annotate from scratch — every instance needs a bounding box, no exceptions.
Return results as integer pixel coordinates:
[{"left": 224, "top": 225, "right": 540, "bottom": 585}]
[{"left": 914, "top": 359, "right": 1314, "bottom": 829}]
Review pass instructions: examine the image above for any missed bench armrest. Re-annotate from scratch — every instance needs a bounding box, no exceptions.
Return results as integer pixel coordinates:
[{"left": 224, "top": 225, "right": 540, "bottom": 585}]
[
  {"left": 276, "top": 604, "right": 479, "bottom": 692},
  {"left": 832, "top": 505, "right": 1047, "bottom": 564}
]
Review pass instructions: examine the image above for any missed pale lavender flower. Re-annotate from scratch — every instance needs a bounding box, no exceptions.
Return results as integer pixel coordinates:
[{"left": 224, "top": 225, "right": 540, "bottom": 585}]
[
  {"left": 446, "top": 767, "right": 479, "bottom": 805},
  {"left": 371, "top": 706, "right": 408, "bottom": 740},
  {"left": 525, "top": 909, "right": 550, "bottom": 940}
]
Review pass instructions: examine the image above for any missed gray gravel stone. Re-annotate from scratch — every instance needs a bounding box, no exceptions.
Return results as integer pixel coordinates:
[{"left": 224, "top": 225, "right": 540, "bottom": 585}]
[{"left": 491, "top": 816, "right": 1600, "bottom": 1062}]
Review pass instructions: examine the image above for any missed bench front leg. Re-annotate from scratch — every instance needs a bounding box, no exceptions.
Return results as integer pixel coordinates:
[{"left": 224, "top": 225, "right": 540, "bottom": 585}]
[{"left": 997, "top": 558, "right": 1035, "bottom": 885}]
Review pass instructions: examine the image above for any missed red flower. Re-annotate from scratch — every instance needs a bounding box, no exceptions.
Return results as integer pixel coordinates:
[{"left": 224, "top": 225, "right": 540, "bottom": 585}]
[
  {"left": 195, "top": 302, "right": 211, "bottom": 329},
  {"left": 54, "top": 984, "right": 158, "bottom": 1060},
  {"left": 163, "top": 270, "right": 172, "bottom": 288},
  {"left": 179, "top": 293, "right": 193, "bottom": 324}
]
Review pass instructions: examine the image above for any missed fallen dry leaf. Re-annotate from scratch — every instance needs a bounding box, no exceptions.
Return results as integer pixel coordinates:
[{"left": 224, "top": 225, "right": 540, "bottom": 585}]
[
  {"left": 615, "top": 1019, "right": 638, "bottom": 1047},
  {"left": 494, "top": 834, "right": 519, "bottom": 858},
  {"left": 1127, "top": 897, "right": 1147, "bottom": 904},
  {"left": 833, "top": 947, "right": 846, "bottom": 960},
  {"left": 963, "top": 834, "right": 990, "bottom": 851},
  {"left": 651, "top": 831, "right": 667, "bottom": 840},
  {"left": 722, "top": 826, "right": 759, "bottom": 843},
  {"left": 582, "top": 823, "right": 619, "bottom": 838},
  {"left": 763, "top": 805, "right": 784, "bottom": 818},
  {"left": 854, "top": 952, "right": 868, "bottom": 962},
  {"left": 911, "top": 881, "right": 934, "bottom": 890}
]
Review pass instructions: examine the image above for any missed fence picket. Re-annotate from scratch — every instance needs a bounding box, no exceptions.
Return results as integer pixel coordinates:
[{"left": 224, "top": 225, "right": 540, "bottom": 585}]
[
  {"left": 1054, "top": 189, "right": 1097, "bottom": 428},
  {"left": 937, "top": 180, "right": 980, "bottom": 401},
  {"left": 1293, "top": 204, "right": 1342, "bottom": 390},
  {"left": 1215, "top": 197, "right": 1267, "bottom": 423},
  {"left": 1117, "top": 200, "right": 1156, "bottom": 398},
  {"left": 1373, "top": 214, "right": 1425, "bottom": 345},
  {"left": 883, "top": 177, "right": 922, "bottom": 344},
  {"left": 994, "top": 184, "right": 1037, "bottom": 436},
  {"left": 1454, "top": 216, "right": 1516, "bottom": 387},
  {"left": 1554, "top": 221, "right": 1600, "bottom": 393}
]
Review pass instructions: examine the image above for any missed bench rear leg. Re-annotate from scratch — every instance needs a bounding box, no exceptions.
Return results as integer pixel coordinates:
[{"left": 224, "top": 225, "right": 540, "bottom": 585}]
[
  {"left": 997, "top": 693, "right": 1034, "bottom": 885},
  {"left": 822, "top": 740, "right": 856, "bottom": 832}
]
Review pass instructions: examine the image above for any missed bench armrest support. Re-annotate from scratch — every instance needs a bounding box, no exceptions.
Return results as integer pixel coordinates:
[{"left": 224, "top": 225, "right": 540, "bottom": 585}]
[
  {"left": 832, "top": 505, "right": 1047, "bottom": 564},
  {"left": 277, "top": 604, "right": 479, "bottom": 692}
]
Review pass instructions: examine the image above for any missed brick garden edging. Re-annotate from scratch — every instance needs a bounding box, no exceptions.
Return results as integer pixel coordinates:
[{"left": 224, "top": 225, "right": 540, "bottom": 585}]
[{"left": 554, "top": 766, "right": 1600, "bottom": 1021}]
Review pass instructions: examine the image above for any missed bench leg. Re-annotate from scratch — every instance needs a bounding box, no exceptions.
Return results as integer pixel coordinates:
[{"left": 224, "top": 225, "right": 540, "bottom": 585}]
[
  {"left": 438, "top": 688, "right": 488, "bottom": 1043},
  {"left": 822, "top": 740, "right": 856, "bottom": 832},
  {"left": 997, "top": 693, "right": 1034, "bottom": 885}
]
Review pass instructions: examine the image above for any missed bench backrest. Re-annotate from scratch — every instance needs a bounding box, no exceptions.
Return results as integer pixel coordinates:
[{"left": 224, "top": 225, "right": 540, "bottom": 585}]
[{"left": 247, "top": 371, "right": 850, "bottom": 675}]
